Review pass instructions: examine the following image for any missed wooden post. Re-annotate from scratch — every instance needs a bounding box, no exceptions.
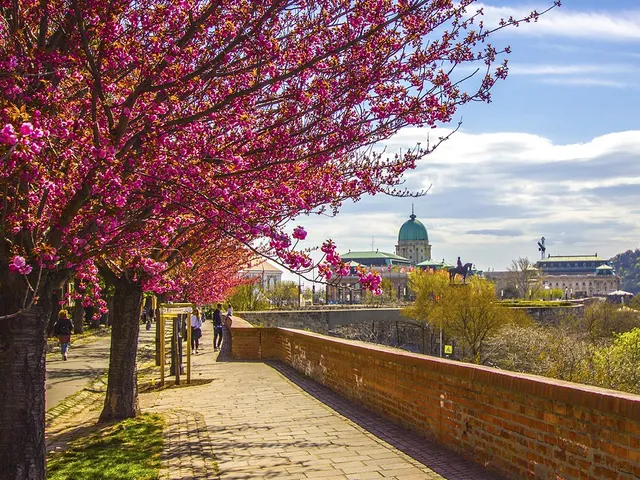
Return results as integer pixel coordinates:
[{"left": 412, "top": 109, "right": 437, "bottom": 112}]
[
  {"left": 159, "top": 311, "right": 165, "bottom": 387},
  {"left": 186, "top": 312, "right": 191, "bottom": 385},
  {"left": 174, "top": 317, "right": 181, "bottom": 385},
  {"left": 154, "top": 296, "right": 161, "bottom": 366}
]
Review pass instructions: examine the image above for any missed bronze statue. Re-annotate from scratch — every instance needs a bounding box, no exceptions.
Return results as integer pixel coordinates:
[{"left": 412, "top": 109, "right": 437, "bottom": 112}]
[{"left": 449, "top": 260, "right": 473, "bottom": 284}]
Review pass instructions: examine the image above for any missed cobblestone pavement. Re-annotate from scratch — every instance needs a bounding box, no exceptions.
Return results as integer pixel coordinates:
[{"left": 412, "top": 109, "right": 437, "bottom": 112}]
[
  {"left": 161, "top": 409, "right": 220, "bottom": 480},
  {"left": 141, "top": 322, "right": 506, "bottom": 480}
]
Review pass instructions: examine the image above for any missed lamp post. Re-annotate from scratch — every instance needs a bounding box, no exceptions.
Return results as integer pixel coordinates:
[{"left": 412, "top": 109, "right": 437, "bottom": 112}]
[{"left": 439, "top": 316, "right": 443, "bottom": 358}]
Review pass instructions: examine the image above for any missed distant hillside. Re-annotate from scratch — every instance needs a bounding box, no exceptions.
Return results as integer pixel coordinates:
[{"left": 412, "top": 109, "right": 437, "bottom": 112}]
[{"left": 610, "top": 249, "right": 640, "bottom": 294}]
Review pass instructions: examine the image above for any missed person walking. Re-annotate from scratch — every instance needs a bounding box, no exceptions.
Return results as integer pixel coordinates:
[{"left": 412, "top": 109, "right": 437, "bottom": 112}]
[
  {"left": 53, "top": 309, "right": 74, "bottom": 361},
  {"left": 213, "top": 303, "right": 223, "bottom": 351},
  {"left": 190, "top": 307, "right": 203, "bottom": 354},
  {"left": 225, "top": 303, "right": 233, "bottom": 324}
]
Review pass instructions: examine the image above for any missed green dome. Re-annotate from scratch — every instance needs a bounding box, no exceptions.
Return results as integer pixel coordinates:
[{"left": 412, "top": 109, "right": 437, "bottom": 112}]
[{"left": 398, "top": 214, "right": 428, "bottom": 242}]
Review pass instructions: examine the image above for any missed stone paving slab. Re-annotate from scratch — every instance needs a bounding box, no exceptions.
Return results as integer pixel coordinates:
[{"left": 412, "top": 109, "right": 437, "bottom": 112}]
[
  {"left": 161, "top": 409, "right": 219, "bottom": 480},
  {"left": 141, "top": 322, "right": 507, "bottom": 480}
]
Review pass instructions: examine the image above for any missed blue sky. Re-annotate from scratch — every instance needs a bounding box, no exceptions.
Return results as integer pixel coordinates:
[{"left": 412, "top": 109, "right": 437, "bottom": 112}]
[{"left": 284, "top": 0, "right": 640, "bottom": 281}]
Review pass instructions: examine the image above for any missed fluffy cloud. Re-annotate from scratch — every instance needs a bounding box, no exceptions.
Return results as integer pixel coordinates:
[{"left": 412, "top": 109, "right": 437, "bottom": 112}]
[
  {"left": 290, "top": 128, "right": 640, "bottom": 275},
  {"left": 476, "top": 3, "right": 640, "bottom": 42}
]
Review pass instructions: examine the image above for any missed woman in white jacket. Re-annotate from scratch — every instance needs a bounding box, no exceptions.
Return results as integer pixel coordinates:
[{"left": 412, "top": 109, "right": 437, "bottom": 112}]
[{"left": 190, "top": 308, "right": 203, "bottom": 353}]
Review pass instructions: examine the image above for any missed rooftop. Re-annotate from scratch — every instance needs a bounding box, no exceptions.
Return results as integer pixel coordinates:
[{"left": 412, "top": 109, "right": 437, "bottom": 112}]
[
  {"left": 341, "top": 251, "right": 409, "bottom": 261},
  {"left": 398, "top": 212, "right": 429, "bottom": 242},
  {"left": 538, "top": 255, "right": 608, "bottom": 263},
  {"left": 244, "top": 259, "right": 283, "bottom": 273}
]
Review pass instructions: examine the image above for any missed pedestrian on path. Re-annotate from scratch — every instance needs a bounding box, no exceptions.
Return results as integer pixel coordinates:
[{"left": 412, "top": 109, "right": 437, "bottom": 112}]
[
  {"left": 53, "top": 309, "right": 74, "bottom": 361},
  {"left": 190, "top": 307, "right": 203, "bottom": 353},
  {"left": 213, "top": 303, "right": 223, "bottom": 351},
  {"left": 225, "top": 303, "right": 233, "bottom": 324}
]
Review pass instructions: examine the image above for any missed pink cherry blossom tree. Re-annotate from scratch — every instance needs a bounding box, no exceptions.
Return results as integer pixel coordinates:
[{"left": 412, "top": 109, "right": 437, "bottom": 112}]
[{"left": 0, "top": 0, "right": 558, "bottom": 476}]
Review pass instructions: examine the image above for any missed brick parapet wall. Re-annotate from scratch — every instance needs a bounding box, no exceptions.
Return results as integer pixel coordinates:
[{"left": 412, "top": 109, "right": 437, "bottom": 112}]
[{"left": 230, "top": 325, "right": 640, "bottom": 480}]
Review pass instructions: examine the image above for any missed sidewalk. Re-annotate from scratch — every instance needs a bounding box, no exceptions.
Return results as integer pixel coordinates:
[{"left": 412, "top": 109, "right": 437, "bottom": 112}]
[
  {"left": 141, "top": 322, "right": 504, "bottom": 480},
  {"left": 46, "top": 333, "right": 112, "bottom": 410}
]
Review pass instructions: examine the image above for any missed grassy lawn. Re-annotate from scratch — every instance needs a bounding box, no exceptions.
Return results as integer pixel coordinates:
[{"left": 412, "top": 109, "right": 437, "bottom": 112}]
[{"left": 47, "top": 414, "right": 163, "bottom": 480}]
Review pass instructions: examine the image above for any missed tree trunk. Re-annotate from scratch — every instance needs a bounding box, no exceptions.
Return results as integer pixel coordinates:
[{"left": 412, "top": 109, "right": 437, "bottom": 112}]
[
  {"left": 0, "top": 274, "right": 48, "bottom": 479},
  {"left": 106, "top": 295, "right": 115, "bottom": 327},
  {"left": 47, "top": 289, "right": 61, "bottom": 337},
  {"left": 72, "top": 297, "right": 84, "bottom": 334},
  {"left": 99, "top": 278, "right": 143, "bottom": 422}
]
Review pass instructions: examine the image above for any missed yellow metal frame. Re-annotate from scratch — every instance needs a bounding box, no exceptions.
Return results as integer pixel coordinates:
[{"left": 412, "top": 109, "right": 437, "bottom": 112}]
[{"left": 158, "top": 302, "right": 194, "bottom": 386}]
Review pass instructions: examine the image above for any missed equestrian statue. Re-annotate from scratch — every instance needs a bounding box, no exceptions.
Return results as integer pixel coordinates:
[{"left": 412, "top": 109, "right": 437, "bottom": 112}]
[{"left": 449, "top": 257, "right": 473, "bottom": 284}]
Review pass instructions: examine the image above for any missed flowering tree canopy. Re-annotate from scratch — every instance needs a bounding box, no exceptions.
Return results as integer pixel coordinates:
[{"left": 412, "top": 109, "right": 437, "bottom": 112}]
[
  {"left": 0, "top": 0, "right": 557, "bottom": 476},
  {"left": 1, "top": 0, "right": 558, "bottom": 310}
]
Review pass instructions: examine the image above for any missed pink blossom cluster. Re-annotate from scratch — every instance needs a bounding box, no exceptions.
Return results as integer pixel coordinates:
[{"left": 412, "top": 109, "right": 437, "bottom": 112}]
[
  {"left": 357, "top": 270, "right": 383, "bottom": 295},
  {"left": 8, "top": 256, "right": 32, "bottom": 275},
  {"left": 68, "top": 261, "right": 108, "bottom": 317},
  {"left": 292, "top": 226, "right": 307, "bottom": 240},
  {"left": 0, "top": 124, "right": 17, "bottom": 146}
]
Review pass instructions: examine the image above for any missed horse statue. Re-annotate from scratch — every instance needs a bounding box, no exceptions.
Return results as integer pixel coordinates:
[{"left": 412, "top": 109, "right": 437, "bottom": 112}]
[{"left": 448, "top": 262, "right": 473, "bottom": 284}]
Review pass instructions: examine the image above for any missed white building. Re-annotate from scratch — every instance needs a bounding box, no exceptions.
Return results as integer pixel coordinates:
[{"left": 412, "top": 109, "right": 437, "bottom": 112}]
[{"left": 243, "top": 260, "right": 283, "bottom": 289}]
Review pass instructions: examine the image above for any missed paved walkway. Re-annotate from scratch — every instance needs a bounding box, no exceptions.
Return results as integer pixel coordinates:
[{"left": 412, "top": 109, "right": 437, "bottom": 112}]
[
  {"left": 46, "top": 323, "right": 158, "bottom": 410},
  {"left": 142, "top": 322, "right": 504, "bottom": 480},
  {"left": 46, "top": 333, "right": 112, "bottom": 410}
]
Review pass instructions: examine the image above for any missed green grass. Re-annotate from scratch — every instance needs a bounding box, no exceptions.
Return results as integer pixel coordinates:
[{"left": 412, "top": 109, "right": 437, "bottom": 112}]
[{"left": 47, "top": 414, "right": 164, "bottom": 480}]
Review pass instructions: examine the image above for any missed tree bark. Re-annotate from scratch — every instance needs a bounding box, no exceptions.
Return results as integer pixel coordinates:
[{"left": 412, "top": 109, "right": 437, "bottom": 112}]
[
  {"left": 72, "top": 296, "right": 84, "bottom": 334},
  {"left": 106, "top": 295, "right": 114, "bottom": 327},
  {"left": 0, "top": 270, "right": 52, "bottom": 479},
  {"left": 47, "top": 289, "right": 61, "bottom": 337},
  {"left": 99, "top": 277, "right": 142, "bottom": 422}
]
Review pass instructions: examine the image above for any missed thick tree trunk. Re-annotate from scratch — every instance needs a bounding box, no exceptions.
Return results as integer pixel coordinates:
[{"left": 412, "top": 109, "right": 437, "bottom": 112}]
[
  {"left": 0, "top": 274, "right": 49, "bottom": 479},
  {"left": 99, "top": 278, "right": 143, "bottom": 422}
]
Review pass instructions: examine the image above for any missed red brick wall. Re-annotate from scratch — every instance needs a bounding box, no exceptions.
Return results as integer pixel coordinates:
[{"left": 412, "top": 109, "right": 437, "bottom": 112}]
[{"left": 230, "top": 326, "right": 640, "bottom": 480}]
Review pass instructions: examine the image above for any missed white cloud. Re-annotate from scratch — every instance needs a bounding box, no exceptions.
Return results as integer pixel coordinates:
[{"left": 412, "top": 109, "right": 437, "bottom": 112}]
[
  {"left": 508, "top": 64, "right": 637, "bottom": 76},
  {"left": 538, "top": 77, "right": 635, "bottom": 88},
  {"left": 289, "top": 128, "right": 640, "bottom": 273},
  {"left": 475, "top": 4, "right": 640, "bottom": 42}
]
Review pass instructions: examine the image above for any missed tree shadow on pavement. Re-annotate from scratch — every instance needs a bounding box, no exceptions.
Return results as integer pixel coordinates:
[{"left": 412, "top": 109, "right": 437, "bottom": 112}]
[
  {"left": 266, "top": 361, "right": 509, "bottom": 480},
  {"left": 138, "top": 378, "right": 215, "bottom": 393}
]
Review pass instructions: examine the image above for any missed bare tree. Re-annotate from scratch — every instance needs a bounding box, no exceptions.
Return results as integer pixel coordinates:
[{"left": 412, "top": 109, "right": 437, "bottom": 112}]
[{"left": 506, "top": 257, "right": 543, "bottom": 299}]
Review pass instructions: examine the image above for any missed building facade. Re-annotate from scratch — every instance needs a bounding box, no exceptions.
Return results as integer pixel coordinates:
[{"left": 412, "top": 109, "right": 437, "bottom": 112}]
[
  {"left": 243, "top": 260, "right": 283, "bottom": 289},
  {"left": 326, "top": 210, "right": 439, "bottom": 303},
  {"left": 326, "top": 251, "right": 413, "bottom": 303},
  {"left": 536, "top": 255, "right": 620, "bottom": 297}
]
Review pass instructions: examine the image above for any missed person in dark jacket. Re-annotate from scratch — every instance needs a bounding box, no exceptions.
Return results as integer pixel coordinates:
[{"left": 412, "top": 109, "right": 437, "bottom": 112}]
[
  {"left": 53, "top": 309, "right": 74, "bottom": 361},
  {"left": 213, "top": 303, "right": 223, "bottom": 351}
]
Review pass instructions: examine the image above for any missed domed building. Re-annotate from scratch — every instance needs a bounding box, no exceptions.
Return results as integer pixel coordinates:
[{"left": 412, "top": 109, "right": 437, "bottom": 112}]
[
  {"left": 395, "top": 209, "right": 432, "bottom": 265},
  {"left": 325, "top": 209, "right": 436, "bottom": 303}
]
